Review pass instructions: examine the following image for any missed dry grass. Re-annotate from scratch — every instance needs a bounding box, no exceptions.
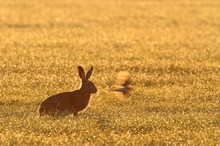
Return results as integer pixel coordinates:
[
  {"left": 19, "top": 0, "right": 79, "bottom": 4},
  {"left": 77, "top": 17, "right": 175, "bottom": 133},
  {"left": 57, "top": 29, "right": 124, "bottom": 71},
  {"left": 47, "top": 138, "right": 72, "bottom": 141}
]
[{"left": 0, "top": 0, "right": 220, "bottom": 145}]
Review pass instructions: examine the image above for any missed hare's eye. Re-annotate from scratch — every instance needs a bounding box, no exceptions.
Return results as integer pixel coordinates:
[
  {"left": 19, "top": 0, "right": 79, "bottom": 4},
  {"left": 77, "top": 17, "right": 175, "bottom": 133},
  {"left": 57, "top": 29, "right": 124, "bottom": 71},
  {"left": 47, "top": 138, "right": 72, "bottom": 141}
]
[
  {"left": 87, "top": 83, "right": 92, "bottom": 88},
  {"left": 89, "top": 83, "right": 94, "bottom": 89}
]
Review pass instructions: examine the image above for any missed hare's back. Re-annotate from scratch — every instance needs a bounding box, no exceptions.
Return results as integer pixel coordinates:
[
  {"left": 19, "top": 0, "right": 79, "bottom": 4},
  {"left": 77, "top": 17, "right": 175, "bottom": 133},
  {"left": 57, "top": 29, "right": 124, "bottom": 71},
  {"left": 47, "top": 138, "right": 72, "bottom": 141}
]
[{"left": 40, "top": 92, "right": 73, "bottom": 107}]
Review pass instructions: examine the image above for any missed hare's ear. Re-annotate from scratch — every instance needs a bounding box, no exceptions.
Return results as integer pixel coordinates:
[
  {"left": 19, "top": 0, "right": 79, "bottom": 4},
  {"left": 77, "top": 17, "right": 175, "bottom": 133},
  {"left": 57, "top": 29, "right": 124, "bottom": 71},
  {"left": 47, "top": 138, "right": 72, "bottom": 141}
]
[
  {"left": 86, "top": 66, "right": 93, "bottom": 80},
  {"left": 78, "top": 66, "right": 85, "bottom": 80}
]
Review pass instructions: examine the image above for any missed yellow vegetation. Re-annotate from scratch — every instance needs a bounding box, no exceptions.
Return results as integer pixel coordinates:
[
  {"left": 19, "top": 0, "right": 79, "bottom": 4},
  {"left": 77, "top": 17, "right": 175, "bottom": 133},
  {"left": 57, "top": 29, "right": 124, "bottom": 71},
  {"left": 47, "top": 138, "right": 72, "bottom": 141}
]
[{"left": 0, "top": 0, "right": 220, "bottom": 145}]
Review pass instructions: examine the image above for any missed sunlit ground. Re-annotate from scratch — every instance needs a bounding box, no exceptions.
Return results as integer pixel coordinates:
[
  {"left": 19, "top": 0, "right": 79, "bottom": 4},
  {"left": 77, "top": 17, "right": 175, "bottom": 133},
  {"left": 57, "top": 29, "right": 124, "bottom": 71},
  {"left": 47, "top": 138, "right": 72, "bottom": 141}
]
[{"left": 0, "top": 0, "right": 220, "bottom": 145}]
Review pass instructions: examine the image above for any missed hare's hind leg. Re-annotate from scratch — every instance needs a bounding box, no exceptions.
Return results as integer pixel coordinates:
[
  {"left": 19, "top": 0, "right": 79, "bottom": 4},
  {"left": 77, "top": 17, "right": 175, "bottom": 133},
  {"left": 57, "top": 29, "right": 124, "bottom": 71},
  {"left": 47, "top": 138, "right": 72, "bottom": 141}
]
[
  {"left": 39, "top": 105, "right": 58, "bottom": 116},
  {"left": 62, "top": 110, "right": 72, "bottom": 116}
]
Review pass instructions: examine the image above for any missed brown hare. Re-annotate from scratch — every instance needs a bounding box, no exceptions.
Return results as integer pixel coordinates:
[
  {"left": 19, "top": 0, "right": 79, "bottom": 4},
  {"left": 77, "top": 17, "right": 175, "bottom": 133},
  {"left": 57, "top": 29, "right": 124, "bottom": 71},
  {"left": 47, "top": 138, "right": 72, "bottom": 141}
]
[{"left": 39, "top": 66, "right": 97, "bottom": 117}]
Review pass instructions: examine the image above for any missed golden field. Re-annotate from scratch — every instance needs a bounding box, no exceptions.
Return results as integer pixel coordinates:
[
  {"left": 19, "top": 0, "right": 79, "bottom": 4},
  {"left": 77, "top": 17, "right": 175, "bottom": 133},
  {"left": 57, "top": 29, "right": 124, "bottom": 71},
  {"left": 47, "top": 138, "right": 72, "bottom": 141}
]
[{"left": 0, "top": 0, "right": 220, "bottom": 145}]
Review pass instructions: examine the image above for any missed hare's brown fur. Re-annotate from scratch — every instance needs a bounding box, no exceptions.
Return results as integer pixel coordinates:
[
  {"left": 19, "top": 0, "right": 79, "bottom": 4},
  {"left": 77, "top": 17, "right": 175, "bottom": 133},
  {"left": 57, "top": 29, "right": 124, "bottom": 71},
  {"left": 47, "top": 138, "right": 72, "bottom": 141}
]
[{"left": 39, "top": 66, "right": 97, "bottom": 117}]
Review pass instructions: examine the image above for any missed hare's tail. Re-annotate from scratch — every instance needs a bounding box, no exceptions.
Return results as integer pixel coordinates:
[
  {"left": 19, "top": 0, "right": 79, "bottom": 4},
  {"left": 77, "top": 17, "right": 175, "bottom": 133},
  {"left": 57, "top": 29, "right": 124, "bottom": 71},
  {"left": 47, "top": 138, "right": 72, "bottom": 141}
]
[{"left": 39, "top": 106, "right": 45, "bottom": 116}]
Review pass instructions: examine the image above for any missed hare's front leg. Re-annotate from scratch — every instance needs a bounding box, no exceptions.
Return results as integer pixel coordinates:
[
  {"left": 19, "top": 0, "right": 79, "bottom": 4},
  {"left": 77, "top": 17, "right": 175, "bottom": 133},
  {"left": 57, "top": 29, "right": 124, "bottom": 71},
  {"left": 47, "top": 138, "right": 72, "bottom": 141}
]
[{"left": 73, "top": 111, "right": 78, "bottom": 117}]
